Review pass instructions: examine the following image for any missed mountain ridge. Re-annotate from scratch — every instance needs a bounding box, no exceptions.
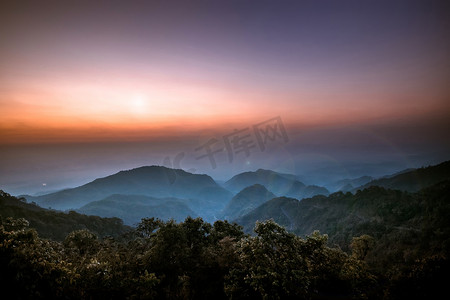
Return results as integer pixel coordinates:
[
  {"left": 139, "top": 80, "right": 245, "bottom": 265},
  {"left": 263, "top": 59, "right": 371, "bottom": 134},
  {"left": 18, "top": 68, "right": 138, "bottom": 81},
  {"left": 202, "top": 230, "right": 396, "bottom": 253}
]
[
  {"left": 25, "top": 166, "right": 232, "bottom": 212},
  {"left": 221, "top": 184, "right": 276, "bottom": 220},
  {"left": 354, "top": 160, "right": 450, "bottom": 192},
  {"left": 0, "top": 190, "right": 130, "bottom": 241},
  {"left": 234, "top": 179, "right": 450, "bottom": 268},
  {"left": 77, "top": 194, "right": 197, "bottom": 225},
  {"left": 225, "top": 168, "right": 329, "bottom": 198}
]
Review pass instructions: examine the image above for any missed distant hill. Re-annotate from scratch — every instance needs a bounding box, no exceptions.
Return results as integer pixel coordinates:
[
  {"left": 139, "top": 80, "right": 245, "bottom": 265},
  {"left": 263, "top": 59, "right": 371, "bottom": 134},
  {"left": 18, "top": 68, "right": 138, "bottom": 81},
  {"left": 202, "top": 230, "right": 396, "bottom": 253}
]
[
  {"left": 220, "top": 184, "right": 276, "bottom": 220},
  {"left": 285, "top": 182, "right": 329, "bottom": 199},
  {"left": 235, "top": 196, "right": 299, "bottom": 231},
  {"left": 77, "top": 194, "right": 197, "bottom": 226},
  {"left": 328, "top": 176, "right": 374, "bottom": 192},
  {"left": 225, "top": 169, "right": 329, "bottom": 199},
  {"left": 355, "top": 161, "right": 450, "bottom": 192},
  {"left": 235, "top": 180, "right": 450, "bottom": 269},
  {"left": 0, "top": 190, "right": 130, "bottom": 241},
  {"left": 25, "top": 166, "right": 233, "bottom": 214},
  {"left": 224, "top": 169, "right": 298, "bottom": 194}
]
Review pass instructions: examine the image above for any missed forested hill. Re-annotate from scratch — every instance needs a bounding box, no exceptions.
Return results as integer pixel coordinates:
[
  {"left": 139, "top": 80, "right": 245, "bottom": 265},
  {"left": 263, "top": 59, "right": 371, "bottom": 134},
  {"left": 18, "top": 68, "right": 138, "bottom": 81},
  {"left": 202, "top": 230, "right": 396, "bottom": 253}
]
[
  {"left": 25, "top": 166, "right": 233, "bottom": 211},
  {"left": 1, "top": 181, "right": 449, "bottom": 299},
  {"left": 356, "top": 160, "right": 450, "bottom": 192},
  {"left": 235, "top": 180, "right": 450, "bottom": 269},
  {"left": 0, "top": 190, "right": 131, "bottom": 241}
]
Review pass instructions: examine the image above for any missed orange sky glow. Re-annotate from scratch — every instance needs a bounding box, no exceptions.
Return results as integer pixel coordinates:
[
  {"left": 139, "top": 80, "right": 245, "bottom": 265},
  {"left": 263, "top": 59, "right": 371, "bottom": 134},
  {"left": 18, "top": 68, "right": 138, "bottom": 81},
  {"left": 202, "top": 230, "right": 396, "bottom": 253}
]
[
  {"left": 1, "top": 64, "right": 447, "bottom": 144},
  {"left": 1, "top": 1, "right": 449, "bottom": 195},
  {"left": 1, "top": 1, "right": 449, "bottom": 145}
]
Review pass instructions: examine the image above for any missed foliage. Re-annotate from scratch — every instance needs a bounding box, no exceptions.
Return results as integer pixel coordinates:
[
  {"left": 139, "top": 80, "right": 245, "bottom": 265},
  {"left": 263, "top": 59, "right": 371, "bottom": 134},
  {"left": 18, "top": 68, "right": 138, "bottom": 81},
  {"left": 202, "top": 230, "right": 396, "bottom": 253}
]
[
  {"left": 1, "top": 182, "right": 449, "bottom": 299},
  {"left": 236, "top": 180, "right": 450, "bottom": 271},
  {"left": 0, "top": 190, "right": 131, "bottom": 241},
  {"left": 0, "top": 214, "right": 385, "bottom": 299}
]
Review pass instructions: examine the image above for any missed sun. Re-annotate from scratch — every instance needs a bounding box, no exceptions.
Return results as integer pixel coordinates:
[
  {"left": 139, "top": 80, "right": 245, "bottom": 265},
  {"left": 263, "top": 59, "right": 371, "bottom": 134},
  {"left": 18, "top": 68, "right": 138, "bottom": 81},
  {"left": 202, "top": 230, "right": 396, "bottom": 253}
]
[{"left": 130, "top": 94, "right": 149, "bottom": 116}]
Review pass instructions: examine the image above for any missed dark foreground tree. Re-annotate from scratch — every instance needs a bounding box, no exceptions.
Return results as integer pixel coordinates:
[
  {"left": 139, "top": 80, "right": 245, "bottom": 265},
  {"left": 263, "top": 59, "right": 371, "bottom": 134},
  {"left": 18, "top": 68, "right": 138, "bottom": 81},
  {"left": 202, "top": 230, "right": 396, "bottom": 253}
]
[{"left": 2, "top": 213, "right": 447, "bottom": 299}]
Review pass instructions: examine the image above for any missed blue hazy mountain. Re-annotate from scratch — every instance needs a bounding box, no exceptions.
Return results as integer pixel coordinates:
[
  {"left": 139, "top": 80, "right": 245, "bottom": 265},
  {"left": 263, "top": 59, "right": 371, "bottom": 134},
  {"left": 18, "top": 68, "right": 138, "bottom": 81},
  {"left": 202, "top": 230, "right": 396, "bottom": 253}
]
[
  {"left": 224, "top": 169, "right": 329, "bottom": 199},
  {"left": 77, "top": 194, "right": 197, "bottom": 226},
  {"left": 224, "top": 169, "right": 298, "bottom": 194},
  {"left": 26, "top": 166, "right": 233, "bottom": 214},
  {"left": 285, "top": 181, "right": 330, "bottom": 199},
  {"left": 220, "top": 184, "right": 276, "bottom": 220},
  {"left": 328, "top": 176, "right": 374, "bottom": 192},
  {"left": 22, "top": 161, "right": 450, "bottom": 229}
]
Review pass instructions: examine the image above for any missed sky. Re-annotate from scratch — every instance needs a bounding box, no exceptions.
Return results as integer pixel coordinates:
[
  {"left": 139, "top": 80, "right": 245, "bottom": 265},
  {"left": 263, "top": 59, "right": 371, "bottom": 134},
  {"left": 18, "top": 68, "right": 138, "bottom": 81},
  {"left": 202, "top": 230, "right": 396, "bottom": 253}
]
[{"left": 1, "top": 0, "right": 449, "bottom": 195}]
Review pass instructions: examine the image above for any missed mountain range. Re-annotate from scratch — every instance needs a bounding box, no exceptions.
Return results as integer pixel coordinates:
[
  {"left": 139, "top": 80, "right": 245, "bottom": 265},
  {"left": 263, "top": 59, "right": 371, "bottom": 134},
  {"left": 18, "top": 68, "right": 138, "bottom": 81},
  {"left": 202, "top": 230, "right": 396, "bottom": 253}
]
[
  {"left": 25, "top": 166, "right": 232, "bottom": 221},
  {"left": 224, "top": 168, "right": 329, "bottom": 198},
  {"left": 233, "top": 161, "right": 450, "bottom": 231},
  {"left": 20, "top": 160, "right": 450, "bottom": 229},
  {"left": 234, "top": 180, "right": 450, "bottom": 269},
  {"left": 3, "top": 160, "right": 449, "bottom": 300},
  {"left": 220, "top": 184, "right": 276, "bottom": 220},
  {"left": 24, "top": 166, "right": 330, "bottom": 224}
]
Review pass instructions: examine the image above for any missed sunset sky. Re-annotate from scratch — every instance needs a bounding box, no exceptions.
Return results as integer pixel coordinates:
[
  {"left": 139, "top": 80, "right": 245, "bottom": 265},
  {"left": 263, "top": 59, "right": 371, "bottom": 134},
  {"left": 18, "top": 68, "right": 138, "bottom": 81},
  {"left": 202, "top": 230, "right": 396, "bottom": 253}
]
[{"left": 1, "top": 0, "right": 449, "bottom": 195}]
